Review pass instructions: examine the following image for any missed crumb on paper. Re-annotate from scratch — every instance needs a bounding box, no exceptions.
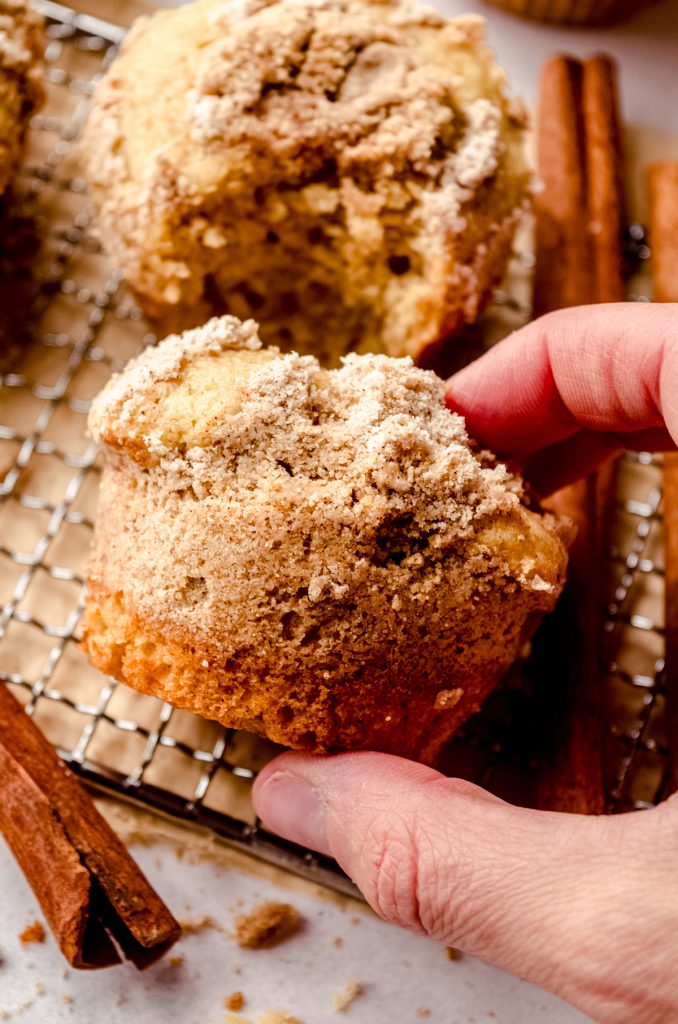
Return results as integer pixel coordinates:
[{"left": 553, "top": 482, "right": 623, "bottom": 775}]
[
  {"left": 19, "top": 921, "right": 45, "bottom": 945},
  {"left": 445, "top": 946, "right": 462, "bottom": 961},
  {"left": 62, "top": 995, "right": 73, "bottom": 1004},
  {"left": 331, "top": 978, "right": 363, "bottom": 1012},
  {"left": 331, "top": 937, "right": 343, "bottom": 948},
  {"left": 179, "top": 914, "right": 220, "bottom": 935},
  {"left": 258, "top": 1012, "right": 304, "bottom": 1024},
  {"left": 34, "top": 981, "right": 44, "bottom": 996},
  {"left": 169, "top": 955, "right": 184, "bottom": 968},
  {"left": 350, "top": 916, "right": 361, "bottom": 926},
  {"left": 416, "top": 1010, "right": 431, "bottom": 1019},
  {"left": 226, "top": 1014, "right": 252, "bottom": 1024},
  {"left": 234, "top": 902, "right": 302, "bottom": 950},
  {"left": 0, "top": 1010, "right": 9, "bottom": 1021},
  {"left": 225, "top": 993, "right": 245, "bottom": 1012}
]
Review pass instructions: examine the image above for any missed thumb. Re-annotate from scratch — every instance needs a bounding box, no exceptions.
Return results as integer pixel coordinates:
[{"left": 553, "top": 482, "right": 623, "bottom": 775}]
[{"left": 253, "top": 751, "right": 678, "bottom": 1024}]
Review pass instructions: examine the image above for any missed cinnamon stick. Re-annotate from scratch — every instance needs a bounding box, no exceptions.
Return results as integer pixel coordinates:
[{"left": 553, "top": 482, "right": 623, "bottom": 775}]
[
  {"left": 648, "top": 163, "right": 678, "bottom": 304},
  {"left": 648, "top": 161, "right": 678, "bottom": 794},
  {"left": 0, "top": 683, "right": 181, "bottom": 968},
  {"left": 533, "top": 54, "right": 625, "bottom": 813},
  {"left": 534, "top": 56, "right": 592, "bottom": 317},
  {"left": 582, "top": 56, "right": 626, "bottom": 303}
]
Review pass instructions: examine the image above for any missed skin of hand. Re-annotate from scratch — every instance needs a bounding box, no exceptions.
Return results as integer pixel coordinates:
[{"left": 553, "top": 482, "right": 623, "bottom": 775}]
[{"left": 252, "top": 304, "right": 678, "bottom": 1024}]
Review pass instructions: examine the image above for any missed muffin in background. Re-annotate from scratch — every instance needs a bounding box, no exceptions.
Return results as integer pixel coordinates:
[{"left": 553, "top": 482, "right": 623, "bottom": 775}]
[
  {"left": 81, "top": 0, "right": 530, "bottom": 366},
  {"left": 0, "top": 0, "right": 43, "bottom": 368},
  {"left": 0, "top": 0, "right": 43, "bottom": 201},
  {"left": 82, "top": 315, "right": 570, "bottom": 765},
  {"left": 483, "top": 0, "right": 658, "bottom": 26}
]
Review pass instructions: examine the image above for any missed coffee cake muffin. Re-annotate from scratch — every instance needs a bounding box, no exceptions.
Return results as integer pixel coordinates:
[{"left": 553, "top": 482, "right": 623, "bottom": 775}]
[
  {"left": 82, "top": 0, "right": 529, "bottom": 364},
  {"left": 82, "top": 316, "right": 568, "bottom": 763},
  {"left": 0, "top": 0, "right": 42, "bottom": 201}
]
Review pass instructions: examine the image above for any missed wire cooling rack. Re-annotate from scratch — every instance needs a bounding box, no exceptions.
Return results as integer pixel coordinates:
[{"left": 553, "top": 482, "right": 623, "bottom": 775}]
[{"left": 0, "top": 0, "right": 671, "bottom": 895}]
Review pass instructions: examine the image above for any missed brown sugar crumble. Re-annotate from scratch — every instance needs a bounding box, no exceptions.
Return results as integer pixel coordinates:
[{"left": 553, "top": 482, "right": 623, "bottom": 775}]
[
  {"left": 225, "top": 993, "right": 246, "bottom": 1012},
  {"left": 446, "top": 946, "right": 462, "bottom": 961},
  {"left": 416, "top": 1011, "right": 431, "bottom": 1019},
  {"left": 234, "top": 902, "right": 302, "bottom": 950},
  {"left": 19, "top": 920, "right": 46, "bottom": 945}
]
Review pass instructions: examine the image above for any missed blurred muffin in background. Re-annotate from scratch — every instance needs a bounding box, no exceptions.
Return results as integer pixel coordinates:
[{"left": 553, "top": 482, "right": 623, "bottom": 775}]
[
  {"left": 0, "top": 0, "right": 43, "bottom": 368},
  {"left": 82, "top": 0, "right": 531, "bottom": 366},
  {"left": 0, "top": 0, "right": 43, "bottom": 201}
]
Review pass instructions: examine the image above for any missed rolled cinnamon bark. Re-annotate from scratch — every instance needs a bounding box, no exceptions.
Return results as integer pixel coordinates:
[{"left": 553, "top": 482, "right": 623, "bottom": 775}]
[
  {"left": 534, "top": 56, "right": 592, "bottom": 317},
  {"left": 0, "top": 683, "right": 181, "bottom": 968},
  {"left": 583, "top": 56, "right": 626, "bottom": 303},
  {"left": 533, "top": 53, "right": 625, "bottom": 813}
]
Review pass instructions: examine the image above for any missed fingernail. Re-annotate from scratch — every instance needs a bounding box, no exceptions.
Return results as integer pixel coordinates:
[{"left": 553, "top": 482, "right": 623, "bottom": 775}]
[{"left": 254, "top": 770, "right": 330, "bottom": 855}]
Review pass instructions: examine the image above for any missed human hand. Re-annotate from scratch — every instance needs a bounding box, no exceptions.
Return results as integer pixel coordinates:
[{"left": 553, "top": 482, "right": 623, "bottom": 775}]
[
  {"left": 252, "top": 304, "right": 678, "bottom": 1024},
  {"left": 447, "top": 303, "right": 678, "bottom": 495}
]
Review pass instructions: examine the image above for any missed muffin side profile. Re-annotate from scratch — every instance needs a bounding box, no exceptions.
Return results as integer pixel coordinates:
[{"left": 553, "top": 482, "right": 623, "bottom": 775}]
[
  {"left": 0, "top": 0, "right": 43, "bottom": 200},
  {"left": 82, "top": 316, "right": 569, "bottom": 764},
  {"left": 82, "top": 0, "right": 529, "bottom": 364}
]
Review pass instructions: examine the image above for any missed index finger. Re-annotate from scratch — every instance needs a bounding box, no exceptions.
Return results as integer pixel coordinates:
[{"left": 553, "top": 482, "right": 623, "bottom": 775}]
[{"left": 445, "top": 304, "right": 678, "bottom": 460}]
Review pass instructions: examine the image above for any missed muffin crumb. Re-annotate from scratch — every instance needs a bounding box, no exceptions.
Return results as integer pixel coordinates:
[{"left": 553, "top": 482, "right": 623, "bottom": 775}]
[
  {"left": 19, "top": 921, "right": 45, "bottom": 945},
  {"left": 178, "top": 914, "right": 220, "bottom": 934},
  {"left": 225, "top": 993, "right": 246, "bottom": 1012},
  {"left": 234, "top": 902, "right": 302, "bottom": 949},
  {"left": 331, "top": 978, "right": 363, "bottom": 1012}
]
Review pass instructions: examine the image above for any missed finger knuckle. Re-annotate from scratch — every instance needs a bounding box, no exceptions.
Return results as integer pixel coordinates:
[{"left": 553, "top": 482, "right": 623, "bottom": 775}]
[
  {"left": 364, "top": 814, "right": 424, "bottom": 933},
  {"left": 361, "top": 795, "right": 469, "bottom": 942}
]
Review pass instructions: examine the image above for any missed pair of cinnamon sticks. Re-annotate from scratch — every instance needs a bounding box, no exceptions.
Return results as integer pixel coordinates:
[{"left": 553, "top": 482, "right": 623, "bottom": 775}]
[
  {"left": 535, "top": 56, "right": 678, "bottom": 806},
  {"left": 532, "top": 54, "right": 625, "bottom": 814},
  {"left": 535, "top": 53, "right": 625, "bottom": 315},
  {"left": 0, "top": 683, "right": 181, "bottom": 968}
]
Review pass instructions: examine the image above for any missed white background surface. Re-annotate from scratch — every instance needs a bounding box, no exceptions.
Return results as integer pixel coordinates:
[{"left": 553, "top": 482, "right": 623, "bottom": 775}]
[
  {"left": 0, "top": 806, "right": 590, "bottom": 1024},
  {"left": 2, "top": 1, "right": 678, "bottom": 1021}
]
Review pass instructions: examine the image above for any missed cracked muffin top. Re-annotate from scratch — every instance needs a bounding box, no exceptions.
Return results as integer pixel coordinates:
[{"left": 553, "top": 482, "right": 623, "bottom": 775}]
[{"left": 89, "top": 314, "right": 567, "bottom": 599}]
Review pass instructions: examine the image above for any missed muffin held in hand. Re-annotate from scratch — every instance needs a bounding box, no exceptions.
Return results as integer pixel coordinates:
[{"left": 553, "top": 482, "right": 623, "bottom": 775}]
[
  {"left": 82, "top": 0, "right": 529, "bottom": 365},
  {"left": 0, "top": 0, "right": 43, "bottom": 201},
  {"left": 83, "top": 315, "right": 569, "bottom": 764}
]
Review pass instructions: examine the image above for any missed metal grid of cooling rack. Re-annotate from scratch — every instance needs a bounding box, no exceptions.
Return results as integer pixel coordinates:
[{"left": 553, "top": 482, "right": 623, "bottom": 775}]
[{"left": 0, "top": 1, "right": 671, "bottom": 896}]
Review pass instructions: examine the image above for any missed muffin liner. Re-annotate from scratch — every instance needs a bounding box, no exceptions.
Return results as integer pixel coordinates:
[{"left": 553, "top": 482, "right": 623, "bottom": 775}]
[{"left": 483, "top": 0, "right": 658, "bottom": 25}]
